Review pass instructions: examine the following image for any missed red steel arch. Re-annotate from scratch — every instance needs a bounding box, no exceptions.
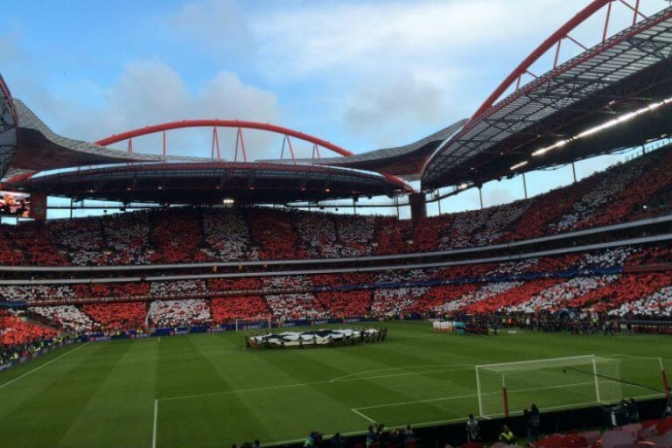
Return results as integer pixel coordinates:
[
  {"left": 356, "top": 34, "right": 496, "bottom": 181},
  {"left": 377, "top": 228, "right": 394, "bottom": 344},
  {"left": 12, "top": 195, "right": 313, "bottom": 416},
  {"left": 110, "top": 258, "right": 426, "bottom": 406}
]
[
  {"left": 95, "top": 120, "right": 415, "bottom": 193},
  {"left": 95, "top": 119, "right": 355, "bottom": 158},
  {"left": 469, "top": 0, "right": 645, "bottom": 122}
]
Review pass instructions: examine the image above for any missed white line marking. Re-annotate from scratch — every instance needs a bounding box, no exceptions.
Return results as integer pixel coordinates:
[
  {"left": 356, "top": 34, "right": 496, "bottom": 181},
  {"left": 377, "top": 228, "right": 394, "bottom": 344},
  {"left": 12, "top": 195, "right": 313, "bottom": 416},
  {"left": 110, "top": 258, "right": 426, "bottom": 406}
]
[
  {"left": 329, "top": 364, "right": 457, "bottom": 383},
  {"left": 356, "top": 380, "right": 599, "bottom": 412},
  {"left": 161, "top": 365, "right": 666, "bottom": 410},
  {"left": 0, "top": 343, "right": 89, "bottom": 391},
  {"left": 329, "top": 367, "right": 412, "bottom": 383},
  {"left": 152, "top": 399, "right": 158, "bottom": 448},
  {"left": 351, "top": 408, "right": 376, "bottom": 423},
  {"left": 338, "top": 366, "right": 474, "bottom": 383},
  {"left": 162, "top": 365, "right": 472, "bottom": 401},
  {"left": 160, "top": 381, "right": 320, "bottom": 402},
  {"left": 405, "top": 416, "right": 479, "bottom": 428},
  {"left": 262, "top": 402, "right": 606, "bottom": 448},
  {"left": 357, "top": 392, "right": 477, "bottom": 411},
  {"left": 484, "top": 400, "right": 601, "bottom": 418},
  {"left": 608, "top": 353, "right": 667, "bottom": 361}
]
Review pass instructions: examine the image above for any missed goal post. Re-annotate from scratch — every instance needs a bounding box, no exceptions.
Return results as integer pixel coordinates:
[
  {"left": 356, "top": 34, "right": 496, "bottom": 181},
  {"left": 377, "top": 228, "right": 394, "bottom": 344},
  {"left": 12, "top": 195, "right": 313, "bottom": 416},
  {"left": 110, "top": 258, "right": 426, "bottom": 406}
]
[{"left": 475, "top": 355, "right": 622, "bottom": 418}]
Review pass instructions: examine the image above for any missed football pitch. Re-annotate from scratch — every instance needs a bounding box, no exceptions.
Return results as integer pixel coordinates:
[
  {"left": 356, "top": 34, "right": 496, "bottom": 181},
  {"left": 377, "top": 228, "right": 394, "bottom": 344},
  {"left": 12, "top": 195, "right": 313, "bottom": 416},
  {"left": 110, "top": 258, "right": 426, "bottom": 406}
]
[{"left": 1, "top": 321, "right": 671, "bottom": 448}]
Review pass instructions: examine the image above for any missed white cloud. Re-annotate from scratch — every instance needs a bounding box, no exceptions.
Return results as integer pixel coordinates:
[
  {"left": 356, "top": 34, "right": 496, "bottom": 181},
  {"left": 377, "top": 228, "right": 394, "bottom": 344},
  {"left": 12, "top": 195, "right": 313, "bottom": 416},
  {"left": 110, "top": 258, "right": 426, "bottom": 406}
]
[
  {"left": 166, "top": 0, "right": 254, "bottom": 57},
  {"left": 249, "top": 0, "right": 661, "bottom": 118},
  {"left": 343, "top": 71, "right": 447, "bottom": 146},
  {"left": 251, "top": 0, "right": 577, "bottom": 79},
  {"left": 244, "top": 0, "right": 595, "bottom": 144},
  {"left": 5, "top": 0, "right": 663, "bottom": 210},
  {"left": 485, "top": 187, "right": 517, "bottom": 207},
  {"left": 198, "top": 72, "right": 278, "bottom": 121},
  {"left": 30, "top": 61, "right": 281, "bottom": 160}
]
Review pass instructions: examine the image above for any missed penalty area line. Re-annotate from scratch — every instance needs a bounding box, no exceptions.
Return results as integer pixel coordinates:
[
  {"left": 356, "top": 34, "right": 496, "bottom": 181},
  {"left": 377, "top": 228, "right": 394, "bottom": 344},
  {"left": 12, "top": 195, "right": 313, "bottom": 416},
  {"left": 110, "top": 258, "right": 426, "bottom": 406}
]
[
  {"left": 354, "top": 380, "right": 599, "bottom": 413},
  {"left": 329, "top": 364, "right": 466, "bottom": 383},
  {"left": 351, "top": 408, "right": 376, "bottom": 423},
  {"left": 0, "top": 342, "right": 90, "bottom": 391},
  {"left": 334, "top": 366, "right": 475, "bottom": 384}
]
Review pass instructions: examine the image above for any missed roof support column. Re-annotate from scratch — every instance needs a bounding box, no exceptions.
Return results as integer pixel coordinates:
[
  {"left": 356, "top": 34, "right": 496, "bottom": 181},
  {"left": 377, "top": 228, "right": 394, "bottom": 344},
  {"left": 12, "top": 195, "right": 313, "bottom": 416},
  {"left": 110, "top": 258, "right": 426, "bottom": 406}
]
[
  {"left": 29, "top": 192, "right": 47, "bottom": 222},
  {"left": 409, "top": 192, "right": 427, "bottom": 220}
]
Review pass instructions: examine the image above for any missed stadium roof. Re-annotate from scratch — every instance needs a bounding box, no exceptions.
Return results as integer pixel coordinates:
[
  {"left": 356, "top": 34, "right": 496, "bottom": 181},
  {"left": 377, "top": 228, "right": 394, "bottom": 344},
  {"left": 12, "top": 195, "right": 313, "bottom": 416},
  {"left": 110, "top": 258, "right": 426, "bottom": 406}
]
[
  {"left": 11, "top": 162, "right": 412, "bottom": 205},
  {"left": 267, "top": 119, "right": 467, "bottom": 181},
  {"left": 2, "top": 1, "right": 672, "bottom": 208},
  {"left": 422, "top": 4, "right": 672, "bottom": 190},
  {"left": 8, "top": 99, "right": 205, "bottom": 176},
  {"left": 4, "top": 100, "right": 412, "bottom": 204}
]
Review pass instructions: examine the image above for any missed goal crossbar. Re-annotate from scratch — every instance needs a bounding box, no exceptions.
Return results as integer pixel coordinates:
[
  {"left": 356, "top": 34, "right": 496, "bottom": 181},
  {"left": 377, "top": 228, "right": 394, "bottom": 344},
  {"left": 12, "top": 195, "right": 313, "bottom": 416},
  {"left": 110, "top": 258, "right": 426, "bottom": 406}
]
[
  {"left": 476, "top": 355, "right": 596, "bottom": 371},
  {"left": 475, "top": 355, "right": 600, "bottom": 418}
]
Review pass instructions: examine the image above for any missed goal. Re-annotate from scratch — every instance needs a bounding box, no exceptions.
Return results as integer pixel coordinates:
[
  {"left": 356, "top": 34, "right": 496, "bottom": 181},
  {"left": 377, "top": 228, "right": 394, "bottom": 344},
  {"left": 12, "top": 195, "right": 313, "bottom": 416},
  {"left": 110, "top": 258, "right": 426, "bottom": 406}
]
[{"left": 475, "top": 355, "right": 624, "bottom": 418}]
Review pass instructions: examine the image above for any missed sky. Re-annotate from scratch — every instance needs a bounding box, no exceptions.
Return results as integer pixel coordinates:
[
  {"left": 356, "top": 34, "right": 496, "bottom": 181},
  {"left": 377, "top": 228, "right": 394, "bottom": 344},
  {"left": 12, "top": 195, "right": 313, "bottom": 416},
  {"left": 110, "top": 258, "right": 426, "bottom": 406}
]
[{"left": 0, "top": 0, "right": 665, "bottom": 218}]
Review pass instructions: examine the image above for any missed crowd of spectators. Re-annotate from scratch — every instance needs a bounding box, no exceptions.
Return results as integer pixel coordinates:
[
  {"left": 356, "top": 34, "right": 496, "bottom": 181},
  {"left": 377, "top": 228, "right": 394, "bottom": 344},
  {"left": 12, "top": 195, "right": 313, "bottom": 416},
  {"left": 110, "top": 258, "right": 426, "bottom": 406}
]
[
  {"left": 606, "top": 283, "right": 672, "bottom": 317},
  {"left": 1, "top": 264, "right": 670, "bottom": 336},
  {"left": 502, "top": 276, "right": 620, "bottom": 314},
  {"left": 436, "top": 281, "right": 524, "bottom": 314},
  {"left": 371, "top": 270, "right": 430, "bottom": 317},
  {"left": 554, "top": 157, "right": 648, "bottom": 233},
  {"left": 0, "top": 145, "right": 668, "bottom": 268},
  {"left": 0, "top": 309, "right": 57, "bottom": 347},
  {"left": 256, "top": 275, "right": 323, "bottom": 321},
  {"left": 0, "top": 240, "right": 668, "bottom": 330},
  {"left": 81, "top": 302, "right": 147, "bottom": 332},
  {"left": 0, "top": 285, "right": 77, "bottom": 302},
  {"left": 0, "top": 147, "right": 670, "bottom": 337},
  {"left": 202, "top": 208, "right": 257, "bottom": 261},
  {"left": 50, "top": 218, "right": 106, "bottom": 266},
  {"left": 315, "top": 290, "right": 372, "bottom": 319},
  {"left": 146, "top": 299, "right": 211, "bottom": 328},
  {"left": 102, "top": 212, "right": 152, "bottom": 265},
  {"left": 211, "top": 296, "right": 271, "bottom": 323},
  {"left": 30, "top": 305, "right": 95, "bottom": 332},
  {"left": 149, "top": 279, "right": 206, "bottom": 298},
  {"left": 335, "top": 214, "right": 376, "bottom": 257},
  {"left": 0, "top": 308, "right": 75, "bottom": 366}
]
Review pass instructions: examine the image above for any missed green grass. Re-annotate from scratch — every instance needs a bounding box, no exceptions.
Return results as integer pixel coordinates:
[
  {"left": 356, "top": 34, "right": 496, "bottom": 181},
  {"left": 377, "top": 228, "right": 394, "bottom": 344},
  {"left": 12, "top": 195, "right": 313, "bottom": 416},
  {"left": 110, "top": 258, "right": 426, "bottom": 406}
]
[{"left": 1, "top": 321, "right": 671, "bottom": 448}]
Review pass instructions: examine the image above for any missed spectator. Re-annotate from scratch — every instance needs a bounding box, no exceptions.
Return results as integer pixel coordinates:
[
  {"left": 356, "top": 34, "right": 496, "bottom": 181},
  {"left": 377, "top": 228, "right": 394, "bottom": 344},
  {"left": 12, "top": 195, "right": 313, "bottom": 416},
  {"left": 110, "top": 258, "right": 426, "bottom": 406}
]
[
  {"left": 465, "top": 413, "right": 481, "bottom": 442},
  {"left": 329, "top": 433, "right": 346, "bottom": 448},
  {"left": 524, "top": 404, "right": 540, "bottom": 446},
  {"left": 627, "top": 398, "right": 639, "bottom": 423},
  {"left": 662, "top": 397, "right": 671, "bottom": 418},
  {"left": 304, "top": 432, "right": 317, "bottom": 448},
  {"left": 498, "top": 425, "right": 516, "bottom": 445},
  {"left": 365, "top": 425, "right": 377, "bottom": 448},
  {"left": 403, "top": 424, "right": 415, "bottom": 444}
]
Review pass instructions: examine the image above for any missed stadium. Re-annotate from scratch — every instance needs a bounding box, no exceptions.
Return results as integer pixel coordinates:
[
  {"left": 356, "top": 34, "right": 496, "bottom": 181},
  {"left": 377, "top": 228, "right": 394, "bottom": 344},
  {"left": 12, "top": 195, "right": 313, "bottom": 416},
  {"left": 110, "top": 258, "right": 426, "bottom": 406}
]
[{"left": 1, "top": 1, "right": 672, "bottom": 447}]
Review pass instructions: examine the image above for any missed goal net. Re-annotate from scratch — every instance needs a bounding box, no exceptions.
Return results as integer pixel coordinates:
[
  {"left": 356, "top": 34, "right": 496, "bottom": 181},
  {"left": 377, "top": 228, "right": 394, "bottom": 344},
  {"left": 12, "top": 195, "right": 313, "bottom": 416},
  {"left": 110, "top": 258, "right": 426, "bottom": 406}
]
[{"left": 475, "top": 355, "right": 626, "bottom": 418}]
